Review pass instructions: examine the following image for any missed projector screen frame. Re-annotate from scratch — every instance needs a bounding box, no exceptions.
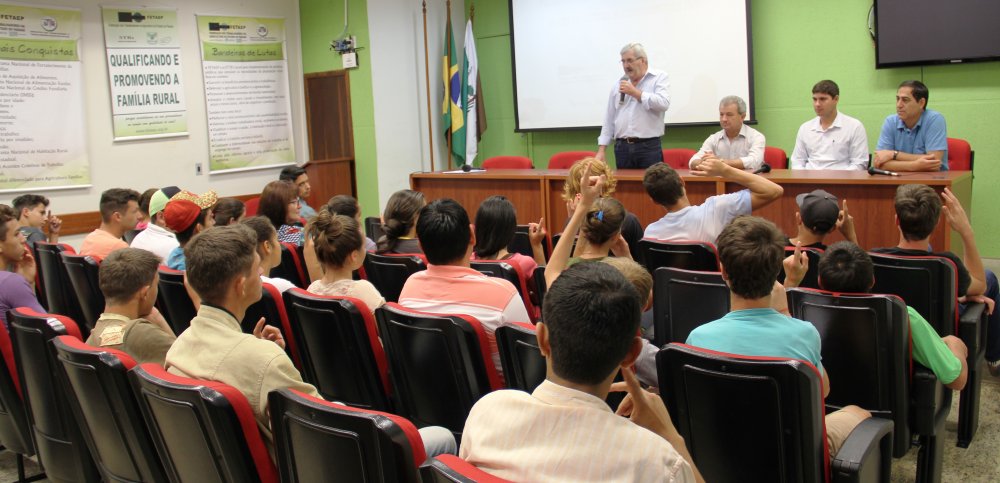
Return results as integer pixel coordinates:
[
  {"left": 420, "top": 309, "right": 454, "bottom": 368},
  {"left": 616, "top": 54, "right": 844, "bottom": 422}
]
[{"left": 507, "top": 0, "right": 757, "bottom": 133}]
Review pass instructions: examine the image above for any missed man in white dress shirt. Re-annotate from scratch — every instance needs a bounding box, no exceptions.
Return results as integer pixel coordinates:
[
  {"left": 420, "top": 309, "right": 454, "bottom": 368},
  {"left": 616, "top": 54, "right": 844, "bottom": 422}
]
[
  {"left": 596, "top": 42, "right": 671, "bottom": 170},
  {"left": 460, "top": 262, "right": 703, "bottom": 482},
  {"left": 689, "top": 95, "right": 765, "bottom": 171},
  {"left": 790, "top": 80, "right": 869, "bottom": 170}
]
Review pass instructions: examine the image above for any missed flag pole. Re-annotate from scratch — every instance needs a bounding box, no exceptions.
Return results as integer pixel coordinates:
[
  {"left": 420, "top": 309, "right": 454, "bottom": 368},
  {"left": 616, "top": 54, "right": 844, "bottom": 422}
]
[
  {"left": 421, "top": 0, "right": 434, "bottom": 171},
  {"left": 446, "top": 0, "right": 453, "bottom": 170}
]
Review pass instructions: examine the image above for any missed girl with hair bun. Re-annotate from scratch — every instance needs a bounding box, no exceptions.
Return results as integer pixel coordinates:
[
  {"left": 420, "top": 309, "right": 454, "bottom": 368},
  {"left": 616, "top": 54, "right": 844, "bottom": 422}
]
[
  {"left": 568, "top": 196, "right": 629, "bottom": 266},
  {"left": 376, "top": 189, "right": 425, "bottom": 254},
  {"left": 306, "top": 209, "right": 385, "bottom": 313}
]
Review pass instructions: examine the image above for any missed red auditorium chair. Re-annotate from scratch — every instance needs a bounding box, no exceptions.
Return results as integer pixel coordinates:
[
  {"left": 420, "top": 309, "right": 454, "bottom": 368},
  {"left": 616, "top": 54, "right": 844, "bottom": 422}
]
[
  {"left": 52, "top": 336, "right": 167, "bottom": 482},
  {"left": 482, "top": 156, "right": 533, "bottom": 170},
  {"left": 657, "top": 343, "right": 893, "bottom": 482},
  {"left": 128, "top": 363, "right": 278, "bottom": 483},
  {"left": 662, "top": 148, "right": 697, "bottom": 169},
  {"left": 268, "top": 388, "right": 425, "bottom": 482},
  {"left": 548, "top": 151, "right": 596, "bottom": 169},
  {"left": 375, "top": 303, "right": 503, "bottom": 438},
  {"left": 8, "top": 308, "right": 100, "bottom": 482},
  {"left": 787, "top": 288, "right": 952, "bottom": 482},
  {"left": 764, "top": 146, "right": 788, "bottom": 169},
  {"left": 947, "top": 137, "right": 974, "bottom": 171},
  {"left": 420, "top": 454, "right": 512, "bottom": 482},
  {"left": 282, "top": 289, "right": 393, "bottom": 411}
]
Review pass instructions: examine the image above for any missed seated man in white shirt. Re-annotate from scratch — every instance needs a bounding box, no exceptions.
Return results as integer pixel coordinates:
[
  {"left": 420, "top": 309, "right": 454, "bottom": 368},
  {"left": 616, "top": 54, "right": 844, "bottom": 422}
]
[
  {"left": 790, "top": 80, "right": 869, "bottom": 170},
  {"left": 643, "top": 159, "right": 783, "bottom": 243},
  {"left": 461, "top": 262, "right": 704, "bottom": 482},
  {"left": 689, "top": 96, "right": 765, "bottom": 171},
  {"left": 130, "top": 186, "right": 181, "bottom": 261}
]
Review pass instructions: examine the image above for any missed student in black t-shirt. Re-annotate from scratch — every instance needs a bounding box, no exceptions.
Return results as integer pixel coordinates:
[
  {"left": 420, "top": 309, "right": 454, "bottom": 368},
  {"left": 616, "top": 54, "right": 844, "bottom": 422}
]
[
  {"left": 872, "top": 184, "right": 999, "bottom": 375},
  {"left": 785, "top": 189, "right": 857, "bottom": 250}
]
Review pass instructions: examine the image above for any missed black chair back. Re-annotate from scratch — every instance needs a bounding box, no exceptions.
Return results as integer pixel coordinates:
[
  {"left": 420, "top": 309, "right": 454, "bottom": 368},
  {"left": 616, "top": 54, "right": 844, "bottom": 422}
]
[
  {"left": 60, "top": 253, "right": 104, "bottom": 332},
  {"left": 283, "top": 289, "right": 392, "bottom": 410},
  {"left": 778, "top": 246, "right": 823, "bottom": 289},
  {"left": 8, "top": 308, "right": 100, "bottom": 483},
  {"left": 128, "top": 363, "right": 278, "bottom": 483},
  {"left": 420, "top": 455, "right": 513, "bottom": 482},
  {"left": 364, "top": 216, "right": 385, "bottom": 243},
  {"left": 270, "top": 243, "right": 309, "bottom": 289},
  {"left": 0, "top": 321, "right": 36, "bottom": 460},
  {"left": 508, "top": 225, "right": 549, "bottom": 261},
  {"left": 51, "top": 336, "right": 167, "bottom": 483},
  {"left": 363, "top": 254, "right": 426, "bottom": 303},
  {"left": 652, "top": 268, "right": 729, "bottom": 348},
  {"left": 495, "top": 323, "right": 545, "bottom": 392},
  {"left": 34, "top": 242, "right": 85, "bottom": 325},
  {"left": 242, "top": 283, "right": 301, "bottom": 368},
  {"left": 268, "top": 388, "right": 423, "bottom": 483},
  {"left": 869, "top": 253, "right": 956, "bottom": 336},
  {"left": 786, "top": 287, "right": 952, "bottom": 477},
  {"left": 533, "top": 266, "right": 547, "bottom": 313},
  {"left": 123, "top": 229, "right": 142, "bottom": 244},
  {"left": 638, "top": 239, "right": 719, "bottom": 273},
  {"left": 657, "top": 343, "right": 828, "bottom": 483},
  {"left": 375, "top": 304, "right": 502, "bottom": 437},
  {"left": 155, "top": 267, "right": 197, "bottom": 335}
]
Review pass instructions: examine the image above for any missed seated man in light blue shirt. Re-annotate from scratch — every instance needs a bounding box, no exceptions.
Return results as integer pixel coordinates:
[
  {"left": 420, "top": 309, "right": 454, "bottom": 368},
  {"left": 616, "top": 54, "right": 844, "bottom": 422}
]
[
  {"left": 685, "top": 215, "right": 870, "bottom": 457},
  {"left": 873, "top": 80, "right": 948, "bottom": 171}
]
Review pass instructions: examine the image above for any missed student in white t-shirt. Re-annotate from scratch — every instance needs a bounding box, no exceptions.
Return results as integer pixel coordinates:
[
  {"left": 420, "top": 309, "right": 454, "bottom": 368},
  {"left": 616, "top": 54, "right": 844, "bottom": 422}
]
[{"left": 642, "top": 159, "right": 782, "bottom": 243}]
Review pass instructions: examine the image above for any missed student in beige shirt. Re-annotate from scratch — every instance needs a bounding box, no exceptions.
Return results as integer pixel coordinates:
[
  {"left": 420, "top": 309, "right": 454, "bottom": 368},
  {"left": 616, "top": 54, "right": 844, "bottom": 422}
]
[
  {"left": 87, "top": 248, "right": 176, "bottom": 366},
  {"left": 461, "top": 262, "right": 704, "bottom": 482},
  {"left": 164, "top": 225, "right": 454, "bottom": 456}
]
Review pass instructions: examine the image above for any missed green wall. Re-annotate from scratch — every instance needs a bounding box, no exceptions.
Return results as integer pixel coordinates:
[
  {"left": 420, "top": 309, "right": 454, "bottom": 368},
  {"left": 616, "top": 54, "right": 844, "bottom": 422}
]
[
  {"left": 299, "top": 0, "right": 379, "bottom": 218},
  {"left": 299, "top": 0, "right": 1000, "bottom": 256}
]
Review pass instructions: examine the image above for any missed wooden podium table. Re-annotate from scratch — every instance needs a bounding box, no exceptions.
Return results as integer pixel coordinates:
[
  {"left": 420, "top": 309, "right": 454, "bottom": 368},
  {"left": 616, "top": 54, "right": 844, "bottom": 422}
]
[{"left": 411, "top": 169, "right": 972, "bottom": 254}]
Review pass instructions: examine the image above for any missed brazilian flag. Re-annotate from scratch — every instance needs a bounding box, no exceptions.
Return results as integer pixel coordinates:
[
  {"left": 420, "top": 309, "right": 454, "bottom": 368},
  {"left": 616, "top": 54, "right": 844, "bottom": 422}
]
[{"left": 442, "top": 20, "right": 465, "bottom": 164}]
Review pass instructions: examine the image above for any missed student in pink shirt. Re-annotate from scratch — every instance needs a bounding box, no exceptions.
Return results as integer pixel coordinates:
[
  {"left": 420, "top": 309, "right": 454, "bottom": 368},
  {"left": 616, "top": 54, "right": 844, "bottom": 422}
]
[
  {"left": 398, "top": 199, "right": 531, "bottom": 374},
  {"left": 80, "top": 188, "right": 141, "bottom": 260}
]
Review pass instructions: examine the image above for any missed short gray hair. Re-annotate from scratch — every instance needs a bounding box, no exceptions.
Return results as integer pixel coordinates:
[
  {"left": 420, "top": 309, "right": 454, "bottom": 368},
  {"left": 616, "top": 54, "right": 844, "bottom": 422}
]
[
  {"left": 620, "top": 42, "right": 646, "bottom": 60},
  {"left": 720, "top": 95, "right": 747, "bottom": 116}
]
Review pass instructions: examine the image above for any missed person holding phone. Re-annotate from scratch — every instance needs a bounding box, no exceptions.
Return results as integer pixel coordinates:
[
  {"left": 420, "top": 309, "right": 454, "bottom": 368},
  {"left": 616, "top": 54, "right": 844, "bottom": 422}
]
[{"left": 11, "top": 194, "right": 62, "bottom": 247}]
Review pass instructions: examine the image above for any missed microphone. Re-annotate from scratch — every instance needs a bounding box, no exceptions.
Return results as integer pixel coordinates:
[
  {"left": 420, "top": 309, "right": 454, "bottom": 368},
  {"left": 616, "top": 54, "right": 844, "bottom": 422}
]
[
  {"left": 462, "top": 164, "right": 471, "bottom": 172},
  {"left": 753, "top": 163, "right": 772, "bottom": 174},
  {"left": 619, "top": 75, "right": 628, "bottom": 105},
  {"left": 868, "top": 166, "right": 900, "bottom": 176}
]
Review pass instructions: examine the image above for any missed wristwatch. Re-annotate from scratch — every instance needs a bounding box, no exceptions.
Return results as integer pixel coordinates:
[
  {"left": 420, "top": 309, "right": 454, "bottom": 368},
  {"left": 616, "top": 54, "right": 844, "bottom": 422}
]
[{"left": 892, "top": 150, "right": 898, "bottom": 160}]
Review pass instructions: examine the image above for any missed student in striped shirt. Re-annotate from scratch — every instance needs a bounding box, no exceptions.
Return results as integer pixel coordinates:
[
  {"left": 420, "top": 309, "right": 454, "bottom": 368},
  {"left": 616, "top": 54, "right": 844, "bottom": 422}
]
[{"left": 460, "top": 262, "right": 702, "bottom": 482}]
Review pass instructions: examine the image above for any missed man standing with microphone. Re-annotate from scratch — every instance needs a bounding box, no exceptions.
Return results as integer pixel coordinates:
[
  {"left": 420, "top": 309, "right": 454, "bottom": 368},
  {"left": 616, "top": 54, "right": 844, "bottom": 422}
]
[{"left": 596, "top": 42, "right": 671, "bottom": 170}]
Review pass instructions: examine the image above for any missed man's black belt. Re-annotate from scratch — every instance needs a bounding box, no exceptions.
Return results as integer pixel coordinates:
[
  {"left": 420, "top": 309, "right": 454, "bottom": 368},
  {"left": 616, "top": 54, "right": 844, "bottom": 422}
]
[{"left": 616, "top": 136, "right": 659, "bottom": 144}]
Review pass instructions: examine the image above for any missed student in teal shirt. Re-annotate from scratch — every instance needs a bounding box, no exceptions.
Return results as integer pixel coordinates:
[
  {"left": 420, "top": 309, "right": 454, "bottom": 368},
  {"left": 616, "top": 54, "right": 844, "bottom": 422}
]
[
  {"left": 684, "top": 216, "right": 872, "bottom": 457},
  {"left": 817, "top": 242, "right": 967, "bottom": 390}
]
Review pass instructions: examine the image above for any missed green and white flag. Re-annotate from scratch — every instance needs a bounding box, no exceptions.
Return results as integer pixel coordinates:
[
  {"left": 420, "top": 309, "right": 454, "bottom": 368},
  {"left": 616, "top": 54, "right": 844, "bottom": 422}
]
[{"left": 0, "top": 3, "right": 89, "bottom": 192}]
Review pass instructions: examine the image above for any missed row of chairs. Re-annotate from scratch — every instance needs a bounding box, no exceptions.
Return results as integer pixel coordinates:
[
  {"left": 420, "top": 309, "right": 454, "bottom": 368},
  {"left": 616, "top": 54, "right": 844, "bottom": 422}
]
[
  {"left": 0, "top": 307, "right": 500, "bottom": 483},
  {"left": 479, "top": 137, "right": 975, "bottom": 171}
]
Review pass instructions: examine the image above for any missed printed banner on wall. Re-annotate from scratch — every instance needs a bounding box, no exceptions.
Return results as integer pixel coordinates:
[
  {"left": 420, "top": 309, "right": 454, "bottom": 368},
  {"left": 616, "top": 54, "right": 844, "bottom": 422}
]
[
  {"left": 196, "top": 15, "right": 294, "bottom": 173},
  {"left": 0, "top": 3, "right": 89, "bottom": 192},
  {"left": 102, "top": 7, "right": 188, "bottom": 141}
]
